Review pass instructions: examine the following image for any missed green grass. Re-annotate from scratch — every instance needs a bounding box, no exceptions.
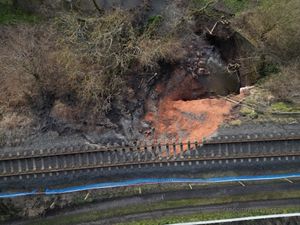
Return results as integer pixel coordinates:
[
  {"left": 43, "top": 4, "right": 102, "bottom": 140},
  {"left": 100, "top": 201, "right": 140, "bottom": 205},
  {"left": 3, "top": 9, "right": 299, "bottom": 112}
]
[
  {"left": 271, "top": 102, "right": 300, "bottom": 113},
  {"left": 119, "top": 207, "right": 300, "bottom": 225},
  {"left": 229, "top": 119, "right": 242, "bottom": 126},
  {"left": 240, "top": 106, "right": 258, "bottom": 119},
  {"left": 191, "top": 0, "right": 256, "bottom": 14},
  {"left": 0, "top": 2, "right": 39, "bottom": 24},
  {"left": 222, "top": 0, "right": 251, "bottom": 13},
  {"left": 28, "top": 189, "right": 300, "bottom": 225},
  {"left": 191, "top": 0, "right": 274, "bottom": 15}
]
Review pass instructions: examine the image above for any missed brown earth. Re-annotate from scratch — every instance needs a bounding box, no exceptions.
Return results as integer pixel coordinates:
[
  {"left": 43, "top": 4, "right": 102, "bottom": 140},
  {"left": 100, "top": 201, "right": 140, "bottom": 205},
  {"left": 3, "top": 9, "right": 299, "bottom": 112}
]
[{"left": 145, "top": 97, "right": 233, "bottom": 143}]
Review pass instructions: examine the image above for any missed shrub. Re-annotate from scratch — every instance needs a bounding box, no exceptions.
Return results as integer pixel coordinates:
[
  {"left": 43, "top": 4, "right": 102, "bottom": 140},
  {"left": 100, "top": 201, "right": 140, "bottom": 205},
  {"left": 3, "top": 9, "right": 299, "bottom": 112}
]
[
  {"left": 229, "top": 119, "right": 242, "bottom": 126},
  {"left": 0, "top": 9, "right": 185, "bottom": 121},
  {"left": 233, "top": 0, "right": 300, "bottom": 63},
  {"left": 55, "top": 10, "right": 184, "bottom": 115},
  {"left": 262, "top": 62, "right": 300, "bottom": 104},
  {"left": 0, "top": 24, "right": 73, "bottom": 115},
  {"left": 240, "top": 106, "right": 258, "bottom": 119},
  {"left": 258, "top": 60, "right": 280, "bottom": 77},
  {"left": 137, "top": 37, "right": 184, "bottom": 69}
]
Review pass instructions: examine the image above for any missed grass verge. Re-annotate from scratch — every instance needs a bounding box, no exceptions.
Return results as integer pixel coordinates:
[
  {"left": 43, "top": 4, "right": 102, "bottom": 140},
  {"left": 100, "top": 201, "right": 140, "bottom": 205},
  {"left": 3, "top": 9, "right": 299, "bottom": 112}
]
[
  {"left": 29, "top": 189, "right": 300, "bottom": 225},
  {"left": 119, "top": 207, "right": 300, "bottom": 225}
]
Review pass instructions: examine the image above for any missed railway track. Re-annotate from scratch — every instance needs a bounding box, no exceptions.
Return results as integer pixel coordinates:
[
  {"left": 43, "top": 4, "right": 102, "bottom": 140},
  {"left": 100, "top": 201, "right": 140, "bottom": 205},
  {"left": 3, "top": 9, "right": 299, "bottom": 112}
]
[{"left": 0, "top": 133, "right": 299, "bottom": 180}]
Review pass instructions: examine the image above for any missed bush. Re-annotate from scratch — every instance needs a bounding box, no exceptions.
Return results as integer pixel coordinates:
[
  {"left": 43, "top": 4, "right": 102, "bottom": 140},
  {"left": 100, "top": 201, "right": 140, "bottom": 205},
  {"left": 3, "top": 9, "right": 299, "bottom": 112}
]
[
  {"left": 229, "top": 119, "right": 242, "bottom": 126},
  {"left": 0, "top": 24, "right": 73, "bottom": 115},
  {"left": 263, "top": 62, "right": 300, "bottom": 104},
  {"left": 240, "top": 106, "right": 258, "bottom": 119},
  {"left": 0, "top": 9, "right": 184, "bottom": 121},
  {"left": 257, "top": 56, "right": 280, "bottom": 77},
  {"left": 55, "top": 10, "right": 184, "bottom": 115},
  {"left": 233, "top": 0, "right": 300, "bottom": 63}
]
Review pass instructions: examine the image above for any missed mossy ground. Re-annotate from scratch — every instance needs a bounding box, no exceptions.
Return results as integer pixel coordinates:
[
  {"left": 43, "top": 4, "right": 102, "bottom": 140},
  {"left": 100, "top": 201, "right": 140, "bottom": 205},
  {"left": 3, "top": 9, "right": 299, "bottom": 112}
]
[
  {"left": 271, "top": 102, "right": 300, "bottom": 113},
  {"left": 0, "top": 0, "right": 39, "bottom": 24}
]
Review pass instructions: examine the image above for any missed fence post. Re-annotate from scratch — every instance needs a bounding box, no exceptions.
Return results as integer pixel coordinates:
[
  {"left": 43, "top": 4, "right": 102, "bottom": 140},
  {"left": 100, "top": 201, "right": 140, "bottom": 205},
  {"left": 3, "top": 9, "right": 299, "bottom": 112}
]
[
  {"left": 98, "top": 151, "right": 103, "bottom": 165},
  {"left": 127, "top": 141, "right": 134, "bottom": 162},
  {"left": 121, "top": 142, "right": 126, "bottom": 162},
  {"left": 195, "top": 141, "right": 199, "bottom": 158},
  {"left": 158, "top": 143, "right": 162, "bottom": 160},
  {"left": 172, "top": 141, "right": 177, "bottom": 160},
  {"left": 151, "top": 144, "right": 156, "bottom": 161},
  {"left": 202, "top": 136, "right": 206, "bottom": 144},
  {"left": 107, "top": 143, "right": 111, "bottom": 164},
  {"left": 136, "top": 141, "right": 141, "bottom": 162},
  {"left": 166, "top": 142, "right": 170, "bottom": 159},
  {"left": 180, "top": 140, "right": 183, "bottom": 159},
  {"left": 144, "top": 142, "right": 148, "bottom": 162},
  {"left": 187, "top": 141, "right": 191, "bottom": 158},
  {"left": 129, "top": 146, "right": 134, "bottom": 162},
  {"left": 113, "top": 143, "right": 119, "bottom": 164}
]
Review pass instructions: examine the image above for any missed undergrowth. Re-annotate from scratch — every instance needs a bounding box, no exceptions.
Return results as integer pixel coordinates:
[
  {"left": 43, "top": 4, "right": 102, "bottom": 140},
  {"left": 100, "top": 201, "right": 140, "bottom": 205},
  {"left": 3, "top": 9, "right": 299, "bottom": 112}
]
[
  {"left": 231, "top": 0, "right": 300, "bottom": 113},
  {"left": 0, "top": 8, "right": 184, "bottom": 120},
  {"left": 54, "top": 10, "right": 183, "bottom": 116}
]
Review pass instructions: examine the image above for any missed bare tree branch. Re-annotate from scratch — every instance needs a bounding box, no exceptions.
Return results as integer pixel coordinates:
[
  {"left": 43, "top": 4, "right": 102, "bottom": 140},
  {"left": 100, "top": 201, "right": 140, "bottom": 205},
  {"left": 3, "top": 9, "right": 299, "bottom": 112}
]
[{"left": 91, "top": 0, "right": 104, "bottom": 14}]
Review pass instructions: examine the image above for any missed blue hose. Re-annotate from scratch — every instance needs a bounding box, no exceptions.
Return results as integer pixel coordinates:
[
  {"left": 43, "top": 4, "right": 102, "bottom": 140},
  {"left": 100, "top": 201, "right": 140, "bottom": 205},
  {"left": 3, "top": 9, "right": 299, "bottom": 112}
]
[{"left": 1, "top": 172, "right": 300, "bottom": 198}]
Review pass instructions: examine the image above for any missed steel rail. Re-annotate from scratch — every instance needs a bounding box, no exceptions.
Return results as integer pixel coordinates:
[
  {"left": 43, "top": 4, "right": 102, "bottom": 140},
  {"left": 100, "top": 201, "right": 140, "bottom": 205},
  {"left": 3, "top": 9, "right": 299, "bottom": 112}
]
[
  {"left": 1, "top": 136, "right": 299, "bottom": 161},
  {"left": 1, "top": 150, "right": 300, "bottom": 178},
  {"left": 207, "top": 135, "right": 300, "bottom": 144}
]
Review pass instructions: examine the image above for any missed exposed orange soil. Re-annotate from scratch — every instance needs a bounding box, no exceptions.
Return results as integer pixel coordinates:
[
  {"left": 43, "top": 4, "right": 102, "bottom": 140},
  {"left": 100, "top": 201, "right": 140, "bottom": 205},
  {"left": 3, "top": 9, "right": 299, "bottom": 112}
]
[{"left": 145, "top": 97, "right": 233, "bottom": 144}]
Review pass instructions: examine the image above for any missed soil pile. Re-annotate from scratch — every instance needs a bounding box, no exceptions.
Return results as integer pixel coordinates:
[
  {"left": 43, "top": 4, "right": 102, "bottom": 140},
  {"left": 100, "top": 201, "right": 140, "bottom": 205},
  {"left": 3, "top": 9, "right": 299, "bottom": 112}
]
[{"left": 145, "top": 97, "right": 232, "bottom": 143}]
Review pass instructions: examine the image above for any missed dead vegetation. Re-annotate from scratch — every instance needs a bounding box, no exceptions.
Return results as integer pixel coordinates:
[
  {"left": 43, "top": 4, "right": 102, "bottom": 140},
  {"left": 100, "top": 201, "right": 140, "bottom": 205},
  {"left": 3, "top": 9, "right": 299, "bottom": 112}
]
[
  {"left": 54, "top": 10, "right": 184, "bottom": 116},
  {"left": 0, "top": 25, "right": 73, "bottom": 114},
  {"left": 233, "top": 0, "right": 300, "bottom": 63},
  {"left": 1, "top": 0, "right": 298, "bottom": 137},
  {"left": 262, "top": 61, "right": 300, "bottom": 105},
  {"left": 0, "top": 8, "right": 185, "bottom": 129},
  {"left": 231, "top": 0, "right": 300, "bottom": 110}
]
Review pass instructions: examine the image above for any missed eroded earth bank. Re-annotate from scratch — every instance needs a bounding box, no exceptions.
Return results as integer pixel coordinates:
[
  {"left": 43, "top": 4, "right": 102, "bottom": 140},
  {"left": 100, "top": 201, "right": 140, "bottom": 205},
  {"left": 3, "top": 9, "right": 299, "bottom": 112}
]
[
  {"left": 1, "top": 0, "right": 300, "bottom": 223},
  {"left": 1, "top": 0, "right": 265, "bottom": 148}
]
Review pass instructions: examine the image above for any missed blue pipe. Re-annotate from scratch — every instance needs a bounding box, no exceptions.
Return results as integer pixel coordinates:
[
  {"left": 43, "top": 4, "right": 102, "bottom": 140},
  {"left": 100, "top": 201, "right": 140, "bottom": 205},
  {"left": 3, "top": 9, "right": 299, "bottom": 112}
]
[
  {"left": 1, "top": 172, "right": 300, "bottom": 198},
  {"left": 0, "top": 190, "right": 37, "bottom": 198}
]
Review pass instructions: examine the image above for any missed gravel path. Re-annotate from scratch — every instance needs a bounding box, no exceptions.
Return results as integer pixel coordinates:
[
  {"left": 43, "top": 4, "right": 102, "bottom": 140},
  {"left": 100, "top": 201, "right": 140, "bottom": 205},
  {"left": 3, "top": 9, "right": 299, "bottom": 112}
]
[
  {"left": 2, "top": 122, "right": 300, "bottom": 154},
  {"left": 216, "top": 123, "right": 300, "bottom": 137}
]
